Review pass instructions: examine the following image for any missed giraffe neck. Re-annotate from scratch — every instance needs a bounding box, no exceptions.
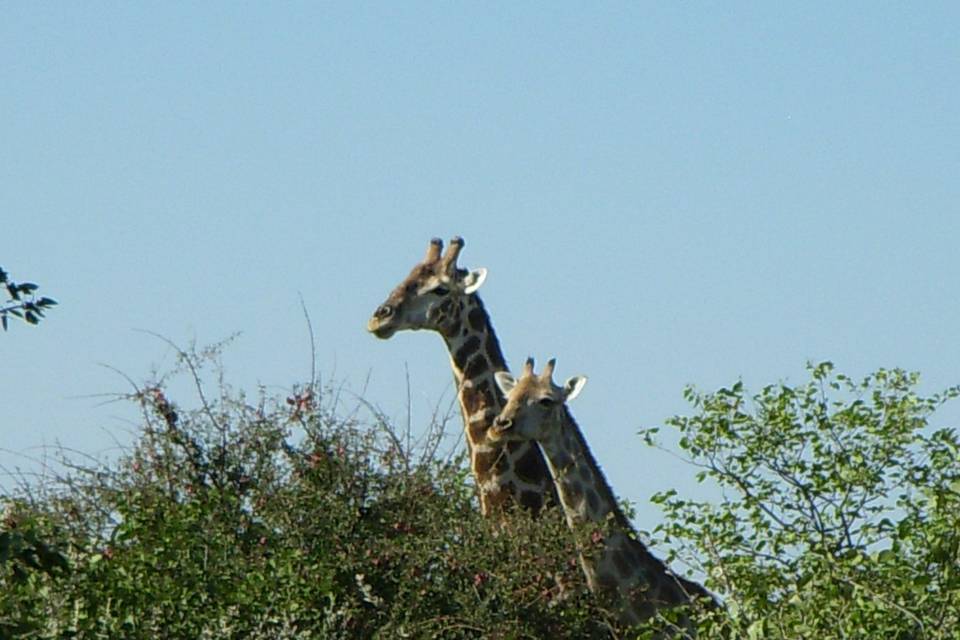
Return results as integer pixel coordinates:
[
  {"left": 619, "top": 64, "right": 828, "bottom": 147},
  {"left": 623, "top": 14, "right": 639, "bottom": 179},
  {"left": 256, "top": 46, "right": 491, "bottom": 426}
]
[
  {"left": 537, "top": 408, "right": 712, "bottom": 624},
  {"left": 441, "top": 295, "right": 554, "bottom": 515}
]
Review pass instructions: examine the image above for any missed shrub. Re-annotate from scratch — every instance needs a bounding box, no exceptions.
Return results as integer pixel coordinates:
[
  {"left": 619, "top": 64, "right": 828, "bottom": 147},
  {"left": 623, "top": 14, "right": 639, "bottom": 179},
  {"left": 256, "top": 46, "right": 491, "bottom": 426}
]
[
  {"left": 1, "top": 342, "right": 610, "bottom": 639},
  {"left": 8, "top": 348, "right": 957, "bottom": 638}
]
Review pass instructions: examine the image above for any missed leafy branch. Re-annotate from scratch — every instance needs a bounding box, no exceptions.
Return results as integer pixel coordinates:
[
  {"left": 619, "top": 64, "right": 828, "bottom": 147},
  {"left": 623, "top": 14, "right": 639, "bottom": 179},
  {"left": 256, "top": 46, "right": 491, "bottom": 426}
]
[
  {"left": 0, "top": 266, "right": 57, "bottom": 331},
  {"left": 646, "top": 362, "right": 960, "bottom": 639}
]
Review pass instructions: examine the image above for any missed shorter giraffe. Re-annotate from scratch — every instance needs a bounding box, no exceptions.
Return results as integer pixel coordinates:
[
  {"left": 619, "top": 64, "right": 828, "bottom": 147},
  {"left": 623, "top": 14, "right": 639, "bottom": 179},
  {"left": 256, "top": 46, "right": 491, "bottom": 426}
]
[{"left": 491, "top": 358, "right": 717, "bottom": 631}]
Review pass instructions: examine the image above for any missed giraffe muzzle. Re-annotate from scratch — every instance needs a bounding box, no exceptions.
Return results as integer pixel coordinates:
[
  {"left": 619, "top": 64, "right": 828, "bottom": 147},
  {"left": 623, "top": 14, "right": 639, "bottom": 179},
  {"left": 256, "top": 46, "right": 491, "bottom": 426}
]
[
  {"left": 492, "top": 416, "right": 513, "bottom": 435},
  {"left": 367, "top": 304, "right": 398, "bottom": 338}
]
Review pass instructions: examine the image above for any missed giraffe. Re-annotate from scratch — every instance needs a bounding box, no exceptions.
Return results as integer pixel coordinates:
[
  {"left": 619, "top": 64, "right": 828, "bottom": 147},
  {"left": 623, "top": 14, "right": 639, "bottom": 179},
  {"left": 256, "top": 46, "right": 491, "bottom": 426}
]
[
  {"left": 367, "top": 237, "right": 556, "bottom": 516},
  {"left": 491, "top": 358, "right": 717, "bottom": 632}
]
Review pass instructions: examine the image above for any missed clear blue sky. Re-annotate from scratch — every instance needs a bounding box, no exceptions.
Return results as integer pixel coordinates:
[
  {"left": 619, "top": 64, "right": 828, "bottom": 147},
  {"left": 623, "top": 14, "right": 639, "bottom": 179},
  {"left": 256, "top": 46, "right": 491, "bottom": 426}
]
[{"left": 3, "top": 3, "right": 959, "bottom": 533}]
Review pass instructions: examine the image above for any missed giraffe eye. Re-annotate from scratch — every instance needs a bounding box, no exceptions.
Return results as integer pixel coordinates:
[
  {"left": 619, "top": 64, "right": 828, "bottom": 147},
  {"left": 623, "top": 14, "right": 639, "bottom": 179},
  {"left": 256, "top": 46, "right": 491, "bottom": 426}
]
[{"left": 431, "top": 286, "right": 450, "bottom": 296}]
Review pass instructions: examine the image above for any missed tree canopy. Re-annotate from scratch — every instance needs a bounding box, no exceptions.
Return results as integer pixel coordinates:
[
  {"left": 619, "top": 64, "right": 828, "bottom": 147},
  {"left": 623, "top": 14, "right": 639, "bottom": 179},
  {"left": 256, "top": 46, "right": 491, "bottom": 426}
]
[
  {"left": 2, "top": 350, "right": 958, "bottom": 639},
  {"left": 645, "top": 362, "right": 960, "bottom": 639}
]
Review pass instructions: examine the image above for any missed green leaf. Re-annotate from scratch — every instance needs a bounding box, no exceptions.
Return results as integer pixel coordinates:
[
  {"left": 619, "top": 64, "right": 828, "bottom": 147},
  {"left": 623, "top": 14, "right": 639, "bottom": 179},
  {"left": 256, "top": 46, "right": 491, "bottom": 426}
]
[{"left": 747, "top": 619, "right": 765, "bottom": 640}]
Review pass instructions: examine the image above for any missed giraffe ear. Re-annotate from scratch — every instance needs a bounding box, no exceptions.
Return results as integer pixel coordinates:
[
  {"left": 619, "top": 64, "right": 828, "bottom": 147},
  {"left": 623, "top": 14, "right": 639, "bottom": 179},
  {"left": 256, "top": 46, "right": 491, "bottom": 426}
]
[
  {"left": 563, "top": 376, "right": 588, "bottom": 402},
  {"left": 494, "top": 371, "right": 517, "bottom": 396},
  {"left": 462, "top": 268, "right": 487, "bottom": 294}
]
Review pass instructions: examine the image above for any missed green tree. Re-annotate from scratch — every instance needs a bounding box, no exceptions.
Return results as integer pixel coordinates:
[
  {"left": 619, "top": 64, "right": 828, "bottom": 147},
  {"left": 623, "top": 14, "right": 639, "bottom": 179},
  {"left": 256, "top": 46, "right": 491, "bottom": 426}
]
[
  {"left": 7, "top": 348, "right": 959, "bottom": 638},
  {"left": 645, "top": 362, "right": 960, "bottom": 639},
  {"left": 0, "top": 266, "right": 57, "bottom": 331}
]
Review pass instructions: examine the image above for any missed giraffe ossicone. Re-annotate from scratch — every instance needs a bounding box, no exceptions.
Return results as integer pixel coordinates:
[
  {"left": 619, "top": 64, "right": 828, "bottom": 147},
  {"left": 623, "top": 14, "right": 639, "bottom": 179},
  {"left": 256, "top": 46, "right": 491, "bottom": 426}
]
[
  {"left": 367, "top": 237, "right": 557, "bottom": 516},
  {"left": 492, "top": 357, "right": 717, "bottom": 630}
]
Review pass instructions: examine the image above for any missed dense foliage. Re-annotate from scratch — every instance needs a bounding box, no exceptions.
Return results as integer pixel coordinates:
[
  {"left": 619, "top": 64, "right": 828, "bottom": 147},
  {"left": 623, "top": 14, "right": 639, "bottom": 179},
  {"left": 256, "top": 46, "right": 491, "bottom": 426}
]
[
  {"left": 0, "top": 344, "right": 610, "bottom": 639},
  {"left": 3, "top": 349, "right": 958, "bottom": 638},
  {"left": 645, "top": 362, "right": 960, "bottom": 639}
]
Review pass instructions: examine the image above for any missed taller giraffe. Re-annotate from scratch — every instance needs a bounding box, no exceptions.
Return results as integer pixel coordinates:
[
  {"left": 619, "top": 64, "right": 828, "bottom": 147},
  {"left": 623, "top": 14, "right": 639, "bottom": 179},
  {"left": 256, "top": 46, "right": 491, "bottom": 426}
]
[
  {"left": 491, "top": 358, "right": 716, "bottom": 631},
  {"left": 367, "top": 237, "right": 556, "bottom": 515}
]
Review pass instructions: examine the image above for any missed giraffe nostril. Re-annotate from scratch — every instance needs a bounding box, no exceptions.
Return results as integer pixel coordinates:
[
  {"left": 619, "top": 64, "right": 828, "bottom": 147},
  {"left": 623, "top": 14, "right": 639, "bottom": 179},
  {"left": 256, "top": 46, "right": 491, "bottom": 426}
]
[
  {"left": 494, "top": 417, "right": 512, "bottom": 431},
  {"left": 375, "top": 304, "right": 394, "bottom": 319}
]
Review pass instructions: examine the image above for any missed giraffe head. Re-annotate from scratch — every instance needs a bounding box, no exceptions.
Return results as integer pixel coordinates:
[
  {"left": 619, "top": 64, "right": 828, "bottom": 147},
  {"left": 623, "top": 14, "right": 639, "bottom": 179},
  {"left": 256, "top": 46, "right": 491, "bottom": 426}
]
[
  {"left": 490, "top": 358, "right": 587, "bottom": 442},
  {"left": 367, "top": 236, "right": 488, "bottom": 340}
]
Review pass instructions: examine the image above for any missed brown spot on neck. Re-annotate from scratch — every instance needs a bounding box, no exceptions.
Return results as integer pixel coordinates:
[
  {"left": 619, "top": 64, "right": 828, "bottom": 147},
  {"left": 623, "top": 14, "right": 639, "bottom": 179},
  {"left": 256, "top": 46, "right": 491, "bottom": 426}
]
[
  {"left": 485, "top": 330, "right": 506, "bottom": 372},
  {"left": 463, "top": 354, "right": 490, "bottom": 380},
  {"left": 472, "top": 447, "right": 504, "bottom": 477},
  {"left": 452, "top": 335, "right": 482, "bottom": 371},
  {"left": 467, "top": 305, "right": 486, "bottom": 332},
  {"left": 461, "top": 384, "right": 496, "bottom": 418},
  {"left": 512, "top": 442, "right": 551, "bottom": 484}
]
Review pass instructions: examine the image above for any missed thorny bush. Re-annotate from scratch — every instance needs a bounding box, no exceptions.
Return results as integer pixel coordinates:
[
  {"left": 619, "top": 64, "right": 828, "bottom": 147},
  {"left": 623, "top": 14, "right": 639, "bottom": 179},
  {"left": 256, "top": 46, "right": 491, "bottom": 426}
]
[{"left": 1, "top": 342, "right": 615, "bottom": 639}]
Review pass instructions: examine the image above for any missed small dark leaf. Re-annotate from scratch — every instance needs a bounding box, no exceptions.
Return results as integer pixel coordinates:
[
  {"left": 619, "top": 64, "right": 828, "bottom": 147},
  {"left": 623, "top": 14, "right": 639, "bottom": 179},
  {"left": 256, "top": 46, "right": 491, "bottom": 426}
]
[
  {"left": 0, "top": 531, "right": 10, "bottom": 561},
  {"left": 0, "top": 267, "right": 7, "bottom": 283},
  {"left": 18, "top": 282, "right": 38, "bottom": 294},
  {"left": 25, "top": 311, "right": 38, "bottom": 325},
  {"left": 6, "top": 283, "right": 20, "bottom": 300},
  {"left": 38, "top": 297, "right": 58, "bottom": 307},
  {"left": 1, "top": 314, "right": 6, "bottom": 331},
  {"left": 19, "top": 549, "right": 41, "bottom": 570},
  {"left": 36, "top": 542, "right": 70, "bottom": 574}
]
